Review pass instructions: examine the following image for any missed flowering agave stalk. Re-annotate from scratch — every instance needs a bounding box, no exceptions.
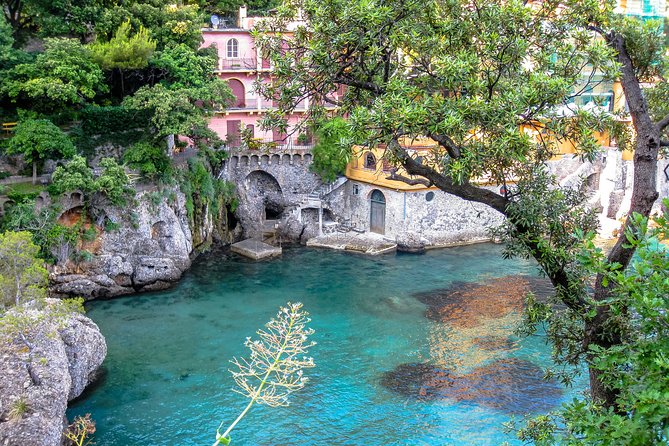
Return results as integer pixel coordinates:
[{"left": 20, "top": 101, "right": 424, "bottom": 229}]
[{"left": 213, "top": 302, "right": 316, "bottom": 446}]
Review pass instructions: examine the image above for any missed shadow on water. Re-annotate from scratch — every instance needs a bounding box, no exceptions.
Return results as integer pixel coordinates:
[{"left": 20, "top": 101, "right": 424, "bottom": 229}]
[{"left": 380, "top": 358, "right": 563, "bottom": 414}]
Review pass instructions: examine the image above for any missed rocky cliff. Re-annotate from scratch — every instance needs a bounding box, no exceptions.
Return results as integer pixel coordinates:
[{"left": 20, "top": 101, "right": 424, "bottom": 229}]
[
  {"left": 0, "top": 302, "right": 107, "bottom": 446},
  {"left": 49, "top": 190, "right": 195, "bottom": 300}
]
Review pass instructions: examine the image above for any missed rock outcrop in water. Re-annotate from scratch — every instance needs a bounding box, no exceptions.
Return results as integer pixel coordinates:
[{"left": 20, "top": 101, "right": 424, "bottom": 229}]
[
  {"left": 49, "top": 190, "right": 205, "bottom": 300},
  {"left": 0, "top": 303, "right": 107, "bottom": 446}
]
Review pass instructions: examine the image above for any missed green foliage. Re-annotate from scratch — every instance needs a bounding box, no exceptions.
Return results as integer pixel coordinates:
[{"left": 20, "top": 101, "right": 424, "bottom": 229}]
[
  {"left": 50, "top": 155, "right": 95, "bottom": 196},
  {"left": 90, "top": 20, "right": 156, "bottom": 71},
  {"left": 95, "top": 2, "right": 203, "bottom": 51},
  {"left": 310, "top": 117, "right": 351, "bottom": 182},
  {"left": 199, "top": 0, "right": 280, "bottom": 16},
  {"left": 123, "top": 80, "right": 233, "bottom": 137},
  {"left": 80, "top": 106, "right": 151, "bottom": 135},
  {"left": 512, "top": 201, "right": 669, "bottom": 444},
  {"left": 0, "top": 231, "right": 48, "bottom": 309},
  {"left": 123, "top": 141, "right": 172, "bottom": 180},
  {"left": 8, "top": 396, "right": 29, "bottom": 421},
  {"left": 1, "top": 38, "right": 107, "bottom": 110},
  {"left": 94, "top": 157, "right": 134, "bottom": 206},
  {"left": 6, "top": 119, "right": 75, "bottom": 182},
  {"left": 151, "top": 43, "right": 217, "bottom": 89}
]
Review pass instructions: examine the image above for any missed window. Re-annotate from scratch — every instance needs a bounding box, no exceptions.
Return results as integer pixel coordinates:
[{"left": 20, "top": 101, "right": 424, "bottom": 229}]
[
  {"left": 364, "top": 152, "right": 376, "bottom": 169},
  {"left": 352, "top": 184, "right": 360, "bottom": 195},
  {"left": 227, "top": 39, "right": 239, "bottom": 58},
  {"left": 426, "top": 191, "right": 435, "bottom": 202}
]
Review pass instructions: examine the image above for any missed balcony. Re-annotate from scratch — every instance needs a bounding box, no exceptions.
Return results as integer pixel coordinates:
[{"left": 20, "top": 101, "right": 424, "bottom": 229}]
[
  {"left": 223, "top": 99, "right": 310, "bottom": 112},
  {"left": 218, "top": 57, "right": 258, "bottom": 71}
]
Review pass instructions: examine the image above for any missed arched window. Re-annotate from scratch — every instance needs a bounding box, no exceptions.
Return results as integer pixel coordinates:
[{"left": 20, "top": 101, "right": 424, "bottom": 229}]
[
  {"left": 364, "top": 152, "right": 376, "bottom": 169},
  {"left": 227, "top": 39, "right": 239, "bottom": 58}
]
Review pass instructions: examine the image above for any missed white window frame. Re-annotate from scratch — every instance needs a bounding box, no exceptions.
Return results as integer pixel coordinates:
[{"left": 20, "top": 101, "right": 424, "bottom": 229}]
[{"left": 227, "top": 39, "right": 239, "bottom": 58}]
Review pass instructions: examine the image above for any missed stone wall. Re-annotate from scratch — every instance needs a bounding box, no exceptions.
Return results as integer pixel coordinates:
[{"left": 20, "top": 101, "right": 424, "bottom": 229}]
[
  {"left": 324, "top": 181, "right": 504, "bottom": 248},
  {"left": 222, "top": 150, "right": 322, "bottom": 238}
]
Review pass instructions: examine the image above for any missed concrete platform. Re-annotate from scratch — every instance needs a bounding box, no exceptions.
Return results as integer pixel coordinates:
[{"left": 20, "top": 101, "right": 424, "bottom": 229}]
[
  {"left": 231, "top": 239, "right": 282, "bottom": 260},
  {"left": 306, "top": 232, "right": 397, "bottom": 255}
]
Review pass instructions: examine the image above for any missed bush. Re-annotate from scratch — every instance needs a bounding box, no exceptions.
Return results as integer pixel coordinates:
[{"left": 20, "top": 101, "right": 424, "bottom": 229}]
[{"left": 123, "top": 141, "right": 172, "bottom": 180}]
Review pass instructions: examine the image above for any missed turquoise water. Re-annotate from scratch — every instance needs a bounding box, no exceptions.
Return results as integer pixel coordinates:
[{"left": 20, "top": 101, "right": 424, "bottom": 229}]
[{"left": 68, "top": 245, "right": 585, "bottom": 445}]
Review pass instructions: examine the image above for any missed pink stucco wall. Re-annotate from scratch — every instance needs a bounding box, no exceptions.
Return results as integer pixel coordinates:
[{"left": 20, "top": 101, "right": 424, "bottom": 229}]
[{"left": 201, "top": 28, "right": 307, "bottom": 145}]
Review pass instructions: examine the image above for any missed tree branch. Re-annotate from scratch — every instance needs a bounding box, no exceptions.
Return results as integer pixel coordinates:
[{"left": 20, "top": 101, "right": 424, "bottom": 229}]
[
  {"left": 385, "top": 169, "right": 433, "bottom": 187},
  {"left": 656, "top": 114, "right": 669, "bottom": 131}
]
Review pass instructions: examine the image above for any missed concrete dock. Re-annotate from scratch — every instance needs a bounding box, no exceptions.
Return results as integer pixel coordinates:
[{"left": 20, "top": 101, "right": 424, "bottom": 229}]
[{"left": 231, "top": 238, "right": 282, "bottom": 260}]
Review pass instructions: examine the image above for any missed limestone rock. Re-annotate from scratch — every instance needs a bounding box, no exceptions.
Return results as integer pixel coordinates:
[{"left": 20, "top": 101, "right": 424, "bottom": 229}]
[
  {"left": 396, "top": 232, "right": 430, "bottom": 253},
  {"left": 0, "top": 303, "right": 106, "bottom": 446},
  {"left": 50, "top": 190, "right": 195, "bottom": 299}
]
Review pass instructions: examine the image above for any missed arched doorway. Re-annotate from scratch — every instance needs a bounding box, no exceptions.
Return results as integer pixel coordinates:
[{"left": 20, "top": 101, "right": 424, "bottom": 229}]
[
  {"left": 370, "top": 189, "right": 386, "bottom": 234},
  {"left": 227, "top": 79, "right": 245, "bottom": 108}
]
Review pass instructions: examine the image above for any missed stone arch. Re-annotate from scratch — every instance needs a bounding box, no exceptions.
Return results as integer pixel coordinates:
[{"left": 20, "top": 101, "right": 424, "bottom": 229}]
[
  {"left": 229, "top": 156, "right": 238, "bottom": 168},
  {"left": 270, "top": 154, "right": 280, "bottom": 165},
  {"left": 250, "top": 155, "right": 259, "bottom": 166},
  {"left": 245, "top": 170, "right": 285, "bottom": 220},
  {"left": 240, "top": 155, "right": 249, "bottom": 167},
  {"left": 227, "top": 78, "right": 245, "bottom": 108},
  {"left": 304, "top": 153, "right": 313, "bottom": 163},
  {"left": 282, "top": 154, "right": 291, "bottom": 165},
  {"left": 260, "top": 155, "right": 269, "bottom": 166},
  {"left": 293, "top": 154, "right": 303, "bottom": 164}
]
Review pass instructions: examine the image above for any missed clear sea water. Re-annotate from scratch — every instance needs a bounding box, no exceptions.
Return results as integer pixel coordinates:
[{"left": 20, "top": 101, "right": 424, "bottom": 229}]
[{"left": 67, "top": 244, "right": 586, "bottom": 445}]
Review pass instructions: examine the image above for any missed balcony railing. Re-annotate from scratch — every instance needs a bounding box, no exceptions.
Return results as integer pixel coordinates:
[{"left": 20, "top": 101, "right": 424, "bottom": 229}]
[
  {"left": 219, "top": 57, "right": 258, "bottom": 71},
  {"left": 224, "top": 99, "right": 309, "bottom": 111}
]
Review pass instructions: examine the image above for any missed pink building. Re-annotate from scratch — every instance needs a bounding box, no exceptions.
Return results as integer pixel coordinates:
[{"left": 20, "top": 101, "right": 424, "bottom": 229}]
[{"left": 202, "top": 7, "right": 314, "bottom": 148}]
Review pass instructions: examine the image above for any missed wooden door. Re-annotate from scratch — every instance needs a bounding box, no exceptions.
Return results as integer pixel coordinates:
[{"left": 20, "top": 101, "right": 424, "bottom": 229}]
[{"left": 370, "top": 190, "right": 386, "bottom": 234}]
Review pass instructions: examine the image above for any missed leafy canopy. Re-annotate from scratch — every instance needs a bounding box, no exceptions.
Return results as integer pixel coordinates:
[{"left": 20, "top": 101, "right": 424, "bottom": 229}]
[
  {"left": 6, "top": 119, "right": 75, "bottom": 164},
  {"left": 90, "top": 20, "right": 156, "bottom": 71},
  {"left": 1, "top": 38, "right": 107, "bottom": 109},
  {"left": 0, "top": 231, "right": 47, "bottom": 309}
]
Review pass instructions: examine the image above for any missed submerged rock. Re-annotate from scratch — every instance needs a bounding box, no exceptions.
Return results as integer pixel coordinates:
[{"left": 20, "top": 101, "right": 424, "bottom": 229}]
[
  {"left": 0, "top": 303, "right": 107, "bottom": 446},
  {"left": 413, "top": 275, "right": 554, "bottom": 326},
  {"left": 381, "top": 358, "right": 562, "bottom": 414}
]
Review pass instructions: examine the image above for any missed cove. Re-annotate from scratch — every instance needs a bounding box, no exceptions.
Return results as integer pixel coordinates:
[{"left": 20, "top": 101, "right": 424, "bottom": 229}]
[{"left": 67, "top": 244, "right": 585, "bottom": 445}]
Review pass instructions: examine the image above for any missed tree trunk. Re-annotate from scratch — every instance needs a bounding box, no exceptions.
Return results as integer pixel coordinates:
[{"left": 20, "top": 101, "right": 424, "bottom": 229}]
[
  {"left": 32, "top": 160, "right": 37, "bottom": 185},
  {"left": 580, "top": 31, "right": 663, "bottom": 409}
]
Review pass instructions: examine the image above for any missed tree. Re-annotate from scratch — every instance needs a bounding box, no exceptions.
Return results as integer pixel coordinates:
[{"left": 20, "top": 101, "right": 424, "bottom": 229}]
[
  {"left": 309, "top": 117, "right": 351, "bottom": 182},
  {"left": 94, "top": 2, "right": 203, "bottom": 51},
  {"left": 1, "top": 38, "right": 107, "bottom": 110},
  {"left": 50, "top": 155, "right": 95, "bottom": 196},
  {"left": 123, "top": 79, "right": 233, "bottom": 138},
  {"left": 93, "top": 157, "right": 133, "bottom": 206},
  {"left": 6, "top": 119, "right": 75, "bottom": 184},
  {"left": 151, "top": 43, "right": 218, "bottom": 90},
  {"left": 123, "top": 140, "right": 173, "bottom": 180},
  {"left": 256, "top": 0, "right": 666, "bottom": 416},
  {"left": 90, "top": 20, "right": 156, "bottom": 97},
  {"left": 0, "top": 231, "right": 47, "bottom": 309}
]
